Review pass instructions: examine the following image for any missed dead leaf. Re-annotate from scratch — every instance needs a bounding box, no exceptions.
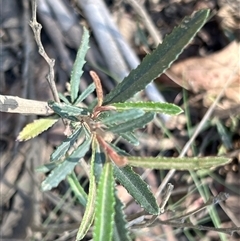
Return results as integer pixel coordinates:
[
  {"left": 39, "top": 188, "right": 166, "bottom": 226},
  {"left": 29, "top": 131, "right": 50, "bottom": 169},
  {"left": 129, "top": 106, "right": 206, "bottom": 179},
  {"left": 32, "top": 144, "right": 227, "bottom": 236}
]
[
  {"left": 168, "top": 41, "right": 240, "bottom": 103},
  {"left": 0, "top": 95, "right": 54, "bottom": 115}
]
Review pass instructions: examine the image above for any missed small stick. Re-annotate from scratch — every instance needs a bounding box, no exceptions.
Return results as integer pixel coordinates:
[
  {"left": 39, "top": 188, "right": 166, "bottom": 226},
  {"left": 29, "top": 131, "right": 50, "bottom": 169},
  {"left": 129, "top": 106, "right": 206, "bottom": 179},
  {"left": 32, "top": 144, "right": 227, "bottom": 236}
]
[{"left": 29, "top": 0, "right": 60, "bottom": 103}]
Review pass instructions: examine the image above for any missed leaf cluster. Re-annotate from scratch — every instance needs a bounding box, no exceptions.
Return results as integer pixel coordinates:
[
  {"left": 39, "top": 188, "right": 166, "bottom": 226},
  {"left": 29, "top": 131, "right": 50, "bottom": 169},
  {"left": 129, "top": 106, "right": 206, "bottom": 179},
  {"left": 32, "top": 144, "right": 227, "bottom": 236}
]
[{"left": 17, "top": 9, "right": 232, "bottom": 240}]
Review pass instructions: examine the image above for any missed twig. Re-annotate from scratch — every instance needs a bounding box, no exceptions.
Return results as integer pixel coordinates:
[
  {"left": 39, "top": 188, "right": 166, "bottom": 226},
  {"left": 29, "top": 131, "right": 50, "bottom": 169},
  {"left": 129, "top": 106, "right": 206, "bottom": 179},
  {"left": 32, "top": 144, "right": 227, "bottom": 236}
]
[
  {"left": 210, "top": 186, "right": 240, "bottom": 227},
  {"left": 129, "top": 192, "right": 239, "bottom": 235},
  {"left": 150, "top": 219, "right": 240, "bottom": 235},
  {"left": 0, "top": 95, "right": 53, "bottom": 115},
  {"left": 160, "top": 183, "right": 174, "bottom": 214},
  {"left": 166, "top": 192, "right": 229, "bottom": 223},
  {"left": 127, "top": 183, "right": 174, "bottom": 229},
  {"left": 124, "top": 0, "right": 163, "bottom": 44},
  {"left": 29, "top": 0, "right": 60, "bottom": 103},
  {"left": 37, "top": 0, "right": 73, "bottom": 74}
]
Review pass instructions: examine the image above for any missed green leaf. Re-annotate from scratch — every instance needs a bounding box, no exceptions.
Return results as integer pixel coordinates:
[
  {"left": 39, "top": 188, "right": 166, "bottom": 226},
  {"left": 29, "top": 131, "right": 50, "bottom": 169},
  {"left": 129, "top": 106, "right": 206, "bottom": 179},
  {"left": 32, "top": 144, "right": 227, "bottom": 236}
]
[
  {"left": 100, "top": 109, "right": 145, "bottom": 126},
  {"left": 74, "top": 82, "right": 96, "bottom": 105},
  {"left": 41, "top": 134, "right": 91, "bottom": 191},
  {"left": 119, "top": 132, "right": 139, "bottom": 146},
  {"left": 113, "top": 102, "right": 183, "bottom": 115},
  {"left": 127, "top": 156, "right": 231, "bottom": 170},
  {"left": 58, "top": 92, "right": 71, "bottom": 104},
  {"left": 109, "top": 143, "right": 130, "bottom": 157},
  {"left": 103, "top": 9, "right": 210, "bottom": 104},
  {"left": 70, "top": 27, "right": 90, "bottom": 103},
  {"left": 113, "top": 195, "right": 131, "bottom": 241},
  {"left": 48, "top": 101, "right": 89, "bottom": 121},
  {"left": 76, "top": 139, "right": 97, "bottom": 240},
  {"left": 35, "top": 162, "right": 59, "bottom": 173},
  {"left": 93, "top": 140, "right": 106, "bottom": 183},
  {"left": 93, "top": 162, "right": 115, "bottom": 241},
  {"left": 113, "top": 165, "right": 159, "bottom": 215},
  {"left": 67, "top": 172, "right": 88, "bottom": 207},
  {"left": 108, "top": 112, "right": 155, "bottom": 134},
  {"left": 50, "top": 126, "right": 83, "bottom": 162},
  {"left": 17, "top": 116, "right": 59, "bottom": 141},
  {"left": 215, "top": 118, "right": 232, "bottom": 150}
]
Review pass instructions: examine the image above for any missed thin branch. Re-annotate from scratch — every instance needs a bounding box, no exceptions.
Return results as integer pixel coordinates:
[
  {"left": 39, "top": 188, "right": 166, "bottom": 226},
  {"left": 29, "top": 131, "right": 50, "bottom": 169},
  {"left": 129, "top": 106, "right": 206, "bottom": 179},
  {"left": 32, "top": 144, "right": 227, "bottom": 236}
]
[
  {"left": 0, "top": 95, "right": 53, "bottom": 115},
  {"left": 150, "top": 219, "right": 240, "bottom": 235},
  {"left": 124, "top": 0, "right": 163, "bottom": 44},
  {"left": 129, "top": 192, "right": 239, "bottom": 235},
  {"left": 159, "top": 183, "right": 174, "bottom": 214},
  {"left": 166, "top": 192, "right": 229, "bottom": 223},
  {"left": 29, "top": 0, "right": 60, "bottom": 103}
]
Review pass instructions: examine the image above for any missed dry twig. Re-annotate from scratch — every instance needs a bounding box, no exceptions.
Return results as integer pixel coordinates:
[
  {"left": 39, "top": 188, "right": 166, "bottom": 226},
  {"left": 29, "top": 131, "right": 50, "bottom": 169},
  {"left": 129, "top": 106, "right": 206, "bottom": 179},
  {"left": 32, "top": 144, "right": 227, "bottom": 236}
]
[{"left": 29, "top": 0, "right": 60, "bottom": 103}]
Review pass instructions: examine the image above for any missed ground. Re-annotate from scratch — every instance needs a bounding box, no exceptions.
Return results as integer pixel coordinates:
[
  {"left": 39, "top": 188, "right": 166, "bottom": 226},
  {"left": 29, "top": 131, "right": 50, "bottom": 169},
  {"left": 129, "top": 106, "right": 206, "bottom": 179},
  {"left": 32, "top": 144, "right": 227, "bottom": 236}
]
[{"left": 0, "top": 0, "right": 240, "bottom": 240}]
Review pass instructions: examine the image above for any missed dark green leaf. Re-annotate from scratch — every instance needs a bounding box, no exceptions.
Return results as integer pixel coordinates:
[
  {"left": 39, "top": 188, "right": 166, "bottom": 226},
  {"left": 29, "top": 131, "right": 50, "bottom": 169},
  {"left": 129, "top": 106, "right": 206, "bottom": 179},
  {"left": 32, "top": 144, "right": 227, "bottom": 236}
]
[
  {"left": 103, "top": 10, "right": 210, "bottom": 104},
  {"left": 93, "top": 162, "right": 115, "bottom": 241},
  {"left": 113, "top": 195, "right": 131, "bottom": 241},
  {"left": 215, "top": 119, "right": 232, "bottom": 150},
  {"left": 113, "top": 165, "right": 159, "bottom": 215},
  {"left": 93, "top": 140, "right": 106, "bottom": 183},
  {"left": 48, "top": 101, "right": 89, "bottom": 121},
  {"left": 50, "top": 127, "right": 83, "bottom": 162}
]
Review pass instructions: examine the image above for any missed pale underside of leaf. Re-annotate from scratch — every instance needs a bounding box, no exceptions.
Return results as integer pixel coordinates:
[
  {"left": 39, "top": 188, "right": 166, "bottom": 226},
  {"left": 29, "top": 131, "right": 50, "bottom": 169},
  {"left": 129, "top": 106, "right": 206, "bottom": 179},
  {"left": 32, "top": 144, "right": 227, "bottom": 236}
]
[
  {"left": 108, "top": 112, "right": 154, "bottom": 134},
  {"left": 127, "top": 156, "right": 231, "bottom": 170},
  {"left": 93, "top": 162, "right": 115, "bottom": 241},
  {"left": 67, "top": 172, "right": 88, "bottom": 207},
  {"left": 118, "top": 132, "right": 139, "bottom": 146},
  {"left": 113, "top": 102, "right": 183, "bottom": 115},
  {"left": 76, "top": 139, "right": 97, "bottom": 240},
  {"left": 17, "top": 116, "right": 59, "bottom": 141},
  {"left": 50, "top": 126, "right": 83, "bottom": 162},
  {"left": 74, "top": 82, "right": 96, "bottom": 105},
  {"left": 41, "top": 135, "right": 91, "bottom": 191},
  {"left": 35, "top": 162, "right": 59, "bottom": 173}
]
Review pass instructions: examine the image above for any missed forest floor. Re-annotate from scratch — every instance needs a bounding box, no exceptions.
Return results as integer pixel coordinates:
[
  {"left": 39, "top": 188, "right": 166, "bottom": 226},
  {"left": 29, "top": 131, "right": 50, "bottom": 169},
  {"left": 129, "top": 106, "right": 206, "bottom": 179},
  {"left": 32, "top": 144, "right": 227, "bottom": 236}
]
[{"left": 1, "top": 0, "right": 240, "bottom": 240}]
